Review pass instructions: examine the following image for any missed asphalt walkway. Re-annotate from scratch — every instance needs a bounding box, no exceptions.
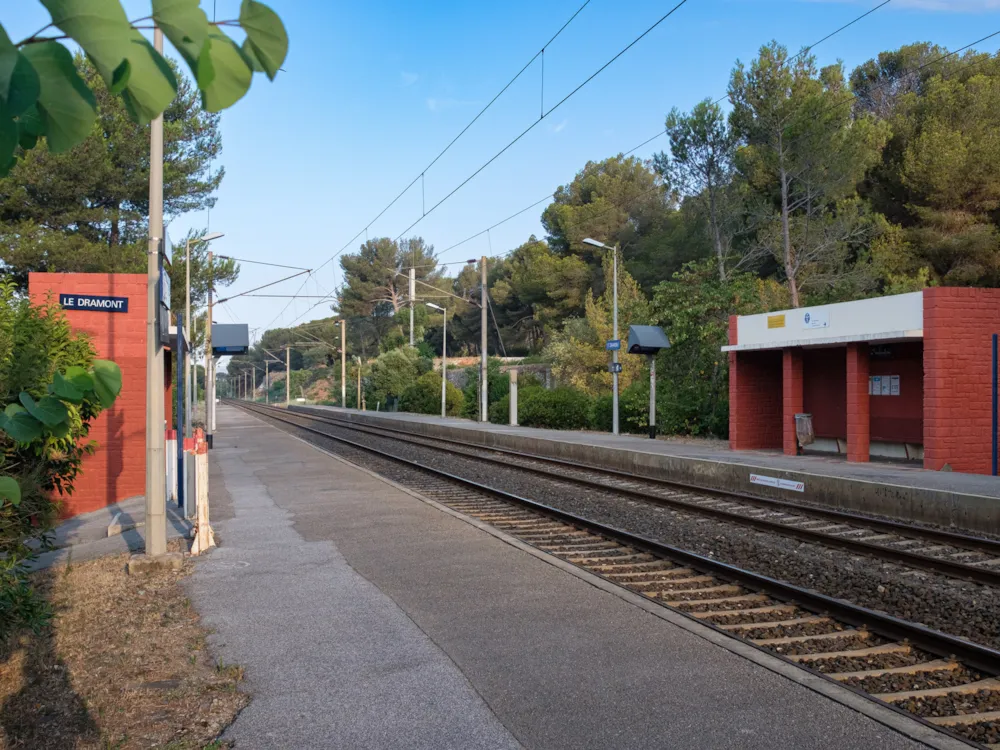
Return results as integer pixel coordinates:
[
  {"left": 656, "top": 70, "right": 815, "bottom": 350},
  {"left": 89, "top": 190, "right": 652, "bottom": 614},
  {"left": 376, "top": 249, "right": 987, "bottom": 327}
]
[{"left": 188, "top": 405, "right": 959, "bottom": 749}]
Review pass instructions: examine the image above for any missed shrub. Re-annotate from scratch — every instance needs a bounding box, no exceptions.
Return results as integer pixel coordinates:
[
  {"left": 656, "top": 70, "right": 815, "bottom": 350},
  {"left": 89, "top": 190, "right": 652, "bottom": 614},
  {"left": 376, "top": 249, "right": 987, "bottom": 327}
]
[
  {"left": 519, "top": 387, "right": 591, "bottom": 430},
  {"left": 488, "top": 376, "right": 545, "bottom": 424},
  {"left": 460, "top": 358, "right": 509, "bottom": 419},
  {"left": 590, "top": 381, "right": 652, "bottom": 434},
  {"left": 366, "top": 347, "right": 419, "bottom": 406},
  {"left": 400, "top": 372, "right": 463, "bottom": 417},
  {"left": 0, "top": 283, "right": 123, "bottom": 639}
]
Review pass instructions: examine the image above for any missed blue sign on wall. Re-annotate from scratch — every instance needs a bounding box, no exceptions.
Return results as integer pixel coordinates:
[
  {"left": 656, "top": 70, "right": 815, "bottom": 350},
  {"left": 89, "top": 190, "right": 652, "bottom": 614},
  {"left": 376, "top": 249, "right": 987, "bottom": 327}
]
[{"left": 59, "top": 294, "right": 129, "bottom": 313}]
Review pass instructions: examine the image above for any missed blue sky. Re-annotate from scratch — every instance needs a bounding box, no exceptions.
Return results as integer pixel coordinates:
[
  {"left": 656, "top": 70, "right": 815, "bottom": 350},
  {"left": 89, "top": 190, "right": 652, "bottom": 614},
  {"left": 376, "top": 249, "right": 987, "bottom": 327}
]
[{"left": 9, "top": 0, "right": 1000, "bottom": 338}]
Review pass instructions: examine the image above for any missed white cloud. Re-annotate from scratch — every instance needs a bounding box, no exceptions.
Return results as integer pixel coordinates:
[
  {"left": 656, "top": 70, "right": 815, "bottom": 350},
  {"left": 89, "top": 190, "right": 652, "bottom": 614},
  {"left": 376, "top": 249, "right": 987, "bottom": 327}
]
[
  {"left": 550, "top": 119, "right": 568, "bottom": 134},
  {"left": 400, "top": 71, "right": 419, "bottom": 87}
]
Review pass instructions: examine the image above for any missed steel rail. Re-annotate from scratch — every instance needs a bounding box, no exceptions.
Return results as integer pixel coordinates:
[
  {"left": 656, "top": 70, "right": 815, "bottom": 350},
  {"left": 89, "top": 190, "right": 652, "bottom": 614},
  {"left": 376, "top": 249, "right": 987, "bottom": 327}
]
[
  {"left": 235, "top": 401, "right": 1000, "bottom": 676},
  {"left": 285, "top": 407, "right": 1000, "bottom": 586}
]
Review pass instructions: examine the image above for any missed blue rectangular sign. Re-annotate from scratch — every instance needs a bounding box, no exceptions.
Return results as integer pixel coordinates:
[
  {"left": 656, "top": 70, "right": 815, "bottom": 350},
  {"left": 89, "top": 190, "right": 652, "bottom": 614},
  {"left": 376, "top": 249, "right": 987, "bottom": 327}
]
[
  {"left": 605, "top": 339, "right": 621, "bottom": 351},
  {"left": 59, "top": 293, "right": 129, "bottom": 313}
]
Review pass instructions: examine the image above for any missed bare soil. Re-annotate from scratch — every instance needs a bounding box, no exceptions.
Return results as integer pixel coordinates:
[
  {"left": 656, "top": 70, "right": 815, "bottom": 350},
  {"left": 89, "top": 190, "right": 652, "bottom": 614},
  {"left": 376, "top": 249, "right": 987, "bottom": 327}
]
[{"left": 0, "top": 543, "right": 247, "bottom": 749}]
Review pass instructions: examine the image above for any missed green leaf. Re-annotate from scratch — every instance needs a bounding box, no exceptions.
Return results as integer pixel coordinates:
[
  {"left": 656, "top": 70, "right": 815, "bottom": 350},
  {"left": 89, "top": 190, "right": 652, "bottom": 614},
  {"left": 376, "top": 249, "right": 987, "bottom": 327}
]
[
  {"left": 19, "top": 392, "right": 69, "bottom": 427},
  {"left": 4, "top": 403, "right": 25, "bottom": 418},
  {"left": 151, "top": 0, "right": 212, "bottom": 84},
  {"left": 49, "top": 421, "right": 70, "bottom": 439},
  {"left": 117, "top": 33, "right": 178, "bottom": 125},
  {"left": 0, "top": 477, "right": 20, "bottom": 507},
  {"left": 199, "top": 30, "right": 252, "bottom": 112},
  {"left": 19, "top": 42, "right": 96, "bottom": 153},
  {"left": 40, "top": 0, "right": 177, "bottom": 125},
  {"left": 92, "top": 359, "right": 122, "bottom": 408},
  {"left": 239, "top": 0, "right": 287, "bottom": 81},
  {"left": 50, "top": 371, "right": 85, "bottom": 403},
  {"left": 0, "top": 112, "right": 16, "bottom": 173},
  {"left": 0, "top": 409, "right": 43, "bottom": 443},
  {"left": 65, "top": 365, "right": 95, "bottom": 392},
  {"left": 241, "top": 39, "right": 265, "bottom": 74},
  {"left": 0, "top": 26, "right": 40, "bottom": 117}
]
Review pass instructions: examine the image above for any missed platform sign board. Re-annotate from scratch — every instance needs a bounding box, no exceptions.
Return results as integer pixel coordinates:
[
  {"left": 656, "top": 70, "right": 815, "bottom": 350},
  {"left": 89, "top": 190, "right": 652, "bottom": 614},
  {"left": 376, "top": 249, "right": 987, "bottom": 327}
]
[
  {"left": 608, "top": 362, "right": 622, "bottom": 373},
  {"left": 801, "top": 309, "right": 829, "bottom": 329},
  {"left": 59, "top": 294, "right": 129, "bottom": 313},
  {"left": 211, "top": 323, "right": 250, "bottom": 356},
  {"left": 750, "top": 474, "right": 805, "bottom": 493},
  {"left": 605, "top": 339, "right": 621, "bottom": 351}
]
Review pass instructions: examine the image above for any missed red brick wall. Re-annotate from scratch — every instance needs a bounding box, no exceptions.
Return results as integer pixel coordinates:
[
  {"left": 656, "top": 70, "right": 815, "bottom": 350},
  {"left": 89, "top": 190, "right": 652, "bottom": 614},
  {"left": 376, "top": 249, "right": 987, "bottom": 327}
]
[
  {"left": 803, "top": 348, "right": 847, "bottom": 439},
  {"left": 729, "top": 334, "right": 783, "bottom": 453},
  {"left": 924, "top": 287, "right": 1000, "bottom": 473},
  {"left": 869, "top": 342, "right": 923, "bottom": 443},
  {"left": 29, "top": 273, "right": 150, "bottom": 516}
]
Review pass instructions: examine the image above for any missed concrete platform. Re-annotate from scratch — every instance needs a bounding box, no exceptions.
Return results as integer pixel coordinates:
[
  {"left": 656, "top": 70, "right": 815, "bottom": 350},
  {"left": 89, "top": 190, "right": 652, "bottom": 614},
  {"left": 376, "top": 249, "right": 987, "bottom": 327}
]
[
  {"left": 191, "top": 404, "right": 965, "bottom": 749},
  {"left": 297, "top": 405, "right": 1000, "bottom": 535}
]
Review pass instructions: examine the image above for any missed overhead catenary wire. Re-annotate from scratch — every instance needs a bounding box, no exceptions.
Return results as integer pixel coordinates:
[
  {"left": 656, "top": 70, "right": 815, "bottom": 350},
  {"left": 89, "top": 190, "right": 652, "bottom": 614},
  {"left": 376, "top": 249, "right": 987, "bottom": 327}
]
[
  {"left": 390, "top": 0, "right": 693, "bottom": 244},
  {"left": 306, "top": 0, "right": 595, "bottom": 281}
]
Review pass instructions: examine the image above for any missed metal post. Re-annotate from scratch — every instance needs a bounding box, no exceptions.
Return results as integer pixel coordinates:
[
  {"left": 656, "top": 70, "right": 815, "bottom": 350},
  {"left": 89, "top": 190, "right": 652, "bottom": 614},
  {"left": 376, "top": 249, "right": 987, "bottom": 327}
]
[
  {"left": 409, "top": 267, "right": 415, "bottom": 347},
  {"left": 176, "top": 313, "right": 185, "bottom": 512},
  {"left": 265, "top": 360, "right": 270, "bottom": 404},
  {"left": 510, "top": 368, "right": 518, "bottom": 426},
  {"left": 480, "top": 256, "right": 488, "bottom": 422},
  {"left": 356, "top": 356, "right": 362, "bottom": 410},
  {"left": 143, "top": 26, "right": 167, "bottom": 558},
  {"left": 286, "top": 346, "right": 291, "bottom": 408},
  {"left": 205, "top": 250, "right": 214, "bottom": 445},
  {"left": 340, "top": 319, "right": 347, "bottom": 407},
  {"left": 993, "top": 333, "right": 998, "bottom": 476},
  {"left": 185, "top": 239, "right": 192, "bottom": 442},
  {"left": 649, "top": 355, "right": 656, "bottom": 440},
  {"left": 612, "top": 245, "right": 619, "bottom": 437},
  {"left": 440, "top": 309, "right": 447, "bottom": 418}
]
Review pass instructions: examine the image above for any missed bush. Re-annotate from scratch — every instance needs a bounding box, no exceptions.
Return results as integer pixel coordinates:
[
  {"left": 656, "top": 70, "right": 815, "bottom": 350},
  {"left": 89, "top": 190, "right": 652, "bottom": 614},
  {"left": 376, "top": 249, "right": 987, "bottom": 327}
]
[
  {"left": 488, "top": 376, "right": 545, "bottom": 424},
  {"left": 400, "top": 372, "right": 463, "bottom": 417},
  {"left": 366, "top": 347, "right": 419, "bottom": 407},
  {"left": 519, "top": 387, "right": 591, "bottom": 430},
  {"left": 460, "top": 358, "right": 509, "bottom": 419},
  {"left": 0, "top": 283, "right": 123, "bottom": 639},
  {"left": 590, "top": 381, "right": 652, "bottom": 434}
]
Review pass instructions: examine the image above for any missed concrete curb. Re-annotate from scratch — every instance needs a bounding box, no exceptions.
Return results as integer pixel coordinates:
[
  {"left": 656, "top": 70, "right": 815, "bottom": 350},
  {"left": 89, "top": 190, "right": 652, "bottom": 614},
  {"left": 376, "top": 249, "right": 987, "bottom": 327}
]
[{"left": 263, "top": 416, "right": 968, "bottom": 750}]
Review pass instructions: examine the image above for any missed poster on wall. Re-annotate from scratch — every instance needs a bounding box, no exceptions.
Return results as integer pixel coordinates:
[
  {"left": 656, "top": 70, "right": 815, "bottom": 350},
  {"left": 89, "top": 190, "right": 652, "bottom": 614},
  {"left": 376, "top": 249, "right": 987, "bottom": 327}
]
[
  {"left": 872, "top": 375, "right": 882, "bottom": 396},
  {"left": 890, "top": 375, "right": 900, "bottom": 396},
  {"left": 881, "top": 377, "right": 891, "bottom": 396}
]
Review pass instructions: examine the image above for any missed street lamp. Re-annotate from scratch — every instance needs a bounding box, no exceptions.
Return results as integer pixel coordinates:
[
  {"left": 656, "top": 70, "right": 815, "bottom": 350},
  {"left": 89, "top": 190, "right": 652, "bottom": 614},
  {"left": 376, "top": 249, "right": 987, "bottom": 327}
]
[
  {"left": 583, "top": 238, "right": 620, "bottom": 436},
  {"left": 426, "top": 302, "right": 448, "bottom": 418},
  {"left": 185, "top": 231, "right": 223, "bottom": 441}
]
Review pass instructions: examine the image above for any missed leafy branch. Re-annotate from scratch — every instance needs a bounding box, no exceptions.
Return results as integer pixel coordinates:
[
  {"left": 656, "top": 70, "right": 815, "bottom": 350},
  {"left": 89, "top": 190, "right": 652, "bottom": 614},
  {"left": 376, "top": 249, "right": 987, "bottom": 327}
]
[{"left": 0, "top": 0, "right": 288, "bottom": 174}]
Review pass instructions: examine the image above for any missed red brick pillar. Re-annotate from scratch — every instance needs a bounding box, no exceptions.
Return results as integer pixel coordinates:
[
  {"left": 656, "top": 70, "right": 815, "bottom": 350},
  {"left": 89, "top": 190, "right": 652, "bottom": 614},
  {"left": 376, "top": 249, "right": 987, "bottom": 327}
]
[
  {"left": 783, "top": 348, "right": 803, "bottom": 456},
  {"left": 846, "top": 343, "right": 870, "bottom": 462}
]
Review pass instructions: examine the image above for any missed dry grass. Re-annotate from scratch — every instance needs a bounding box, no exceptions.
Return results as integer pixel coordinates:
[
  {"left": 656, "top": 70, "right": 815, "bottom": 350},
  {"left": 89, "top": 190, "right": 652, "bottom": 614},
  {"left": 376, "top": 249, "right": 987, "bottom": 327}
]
[{"left": 0, "top": 542, "right": 247, "bottom": 749}]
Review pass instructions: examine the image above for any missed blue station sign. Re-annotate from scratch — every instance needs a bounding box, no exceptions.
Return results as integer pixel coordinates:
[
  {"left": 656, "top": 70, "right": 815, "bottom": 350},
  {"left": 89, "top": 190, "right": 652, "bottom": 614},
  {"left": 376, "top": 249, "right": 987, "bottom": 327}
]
[
  {"left": 59, "top": 294, "right": 129, "bottom": 313},
  {"left": 605, "top": 339, "right": 621, "bottom": 351}
]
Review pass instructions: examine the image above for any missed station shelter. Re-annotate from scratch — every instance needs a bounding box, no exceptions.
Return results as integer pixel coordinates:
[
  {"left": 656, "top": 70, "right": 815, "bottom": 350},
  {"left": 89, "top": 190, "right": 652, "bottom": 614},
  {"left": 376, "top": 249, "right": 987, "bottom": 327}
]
[
  {"left": 723, "top": 288, "right": 1000, "bottom": 475},
  {"left": 29, "top": 272, "right": 174, "bottom": 517}
]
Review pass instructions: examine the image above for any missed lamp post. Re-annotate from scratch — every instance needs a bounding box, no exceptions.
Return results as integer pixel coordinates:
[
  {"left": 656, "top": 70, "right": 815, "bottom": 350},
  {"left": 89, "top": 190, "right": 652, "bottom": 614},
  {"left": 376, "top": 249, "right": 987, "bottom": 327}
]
[
  {"left": 185, "top": 232, "right": 223, "bottom": 444},
  {"left": 583, "top": 238, "right": 620, "bottom": 436},
  {"left": 426, "top": 303, "right": 448, "bottom": 418}
]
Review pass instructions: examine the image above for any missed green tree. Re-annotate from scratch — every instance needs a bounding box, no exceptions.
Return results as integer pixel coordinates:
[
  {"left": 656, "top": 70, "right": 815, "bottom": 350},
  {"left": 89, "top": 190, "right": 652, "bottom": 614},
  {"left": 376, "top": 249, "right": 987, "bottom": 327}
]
[
  {"left": 400, "top": 372, "right": 463, "bottom": 416},
  {"left": 366, "top": 347, "right": 420, "bottom": 408},
  {"left": 729, "top": 42, "right": 889, "bottom": 306},
  {"left": 655, "top": 99, "right": 739, "bottom": 281},
  {"left": 542, "top": 155, "right": 668, "bottom": 267},
  {"left": 544, "top": 254, "right": 653, "bottom": 396}
]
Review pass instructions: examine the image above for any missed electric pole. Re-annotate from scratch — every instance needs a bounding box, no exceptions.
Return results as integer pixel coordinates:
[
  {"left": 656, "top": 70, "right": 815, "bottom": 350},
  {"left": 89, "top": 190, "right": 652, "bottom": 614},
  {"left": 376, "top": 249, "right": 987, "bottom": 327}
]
[
  {"left": 205, "top": 250, "right": 214, "bottom": 442},
  {"left": 340, "top": 319, "right": 347, "bottom": 407},
  {"left": 409, "top": 267, "right": 416, "bottom": 347},
  {"left": 143, "top": 26, "right": 166, "bottom": 558},
  {"left": 480, "top": 256, "right": 487, "bottom": 423},
  {"left": 286, "top": 346, "right": 291, "bottom": 407}
]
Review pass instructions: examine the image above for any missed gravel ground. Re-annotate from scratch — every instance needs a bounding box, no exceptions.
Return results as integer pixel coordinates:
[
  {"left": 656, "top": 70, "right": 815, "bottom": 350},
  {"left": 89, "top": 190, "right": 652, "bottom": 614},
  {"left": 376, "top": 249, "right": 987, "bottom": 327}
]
[
  {"left": 809, "top": 651, "right": 929, "bottom": 674},
  {"left": 260, "top": 411, "right": 1000, "bottom": 651},
  {"left": 843, "top": 667, "right": 983, "bottom": 695}
]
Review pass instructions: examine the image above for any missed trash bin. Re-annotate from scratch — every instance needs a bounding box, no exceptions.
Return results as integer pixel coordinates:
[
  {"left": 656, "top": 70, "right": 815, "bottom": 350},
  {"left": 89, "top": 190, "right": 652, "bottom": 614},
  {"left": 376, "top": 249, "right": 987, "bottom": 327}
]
[{"left": 794, "top": 413, "right": 815, "bottom": 447}]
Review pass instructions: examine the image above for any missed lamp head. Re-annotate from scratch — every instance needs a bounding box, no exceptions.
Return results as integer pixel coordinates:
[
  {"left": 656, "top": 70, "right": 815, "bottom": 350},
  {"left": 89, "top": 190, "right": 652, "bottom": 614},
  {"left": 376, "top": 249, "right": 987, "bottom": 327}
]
[
  {"left": 201, "top": 232, "right": 225, "bottom": 243},
  {"left": 425, "top": 302, "right": 445, "bottom": 312},
  {"left": 582, "top": 238, "right": 607, "bottom": 250}
]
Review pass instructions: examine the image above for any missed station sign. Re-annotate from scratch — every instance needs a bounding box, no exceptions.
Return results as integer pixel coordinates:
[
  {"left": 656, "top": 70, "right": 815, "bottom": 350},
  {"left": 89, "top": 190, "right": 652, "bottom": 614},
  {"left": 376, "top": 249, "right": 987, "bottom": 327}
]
[
  {"left": 608, "top": 362, "right": 622, "bottom": 373},
  {"left": 59, "top": 294, "right": 129, "bottom": 313},
  {"left": 605, "top": 339, "right": 621, "bottom": 351}
]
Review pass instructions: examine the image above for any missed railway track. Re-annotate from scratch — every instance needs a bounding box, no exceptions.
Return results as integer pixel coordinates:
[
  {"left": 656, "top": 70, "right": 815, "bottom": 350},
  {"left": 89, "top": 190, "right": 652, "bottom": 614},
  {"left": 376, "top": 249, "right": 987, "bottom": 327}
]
[
  {"left": 289, "top": 406, "right": 1000, "bottom": 587},
  {"left": 233, "top": 401, "right": 1000, "bottom": 748}
]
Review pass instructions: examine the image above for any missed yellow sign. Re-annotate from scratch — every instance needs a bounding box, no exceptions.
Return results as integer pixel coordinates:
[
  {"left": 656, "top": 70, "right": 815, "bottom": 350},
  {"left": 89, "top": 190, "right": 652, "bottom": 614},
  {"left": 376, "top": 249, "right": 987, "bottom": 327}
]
[{"left": 767, "top": 314, "right": 786, "bottom": 329}]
